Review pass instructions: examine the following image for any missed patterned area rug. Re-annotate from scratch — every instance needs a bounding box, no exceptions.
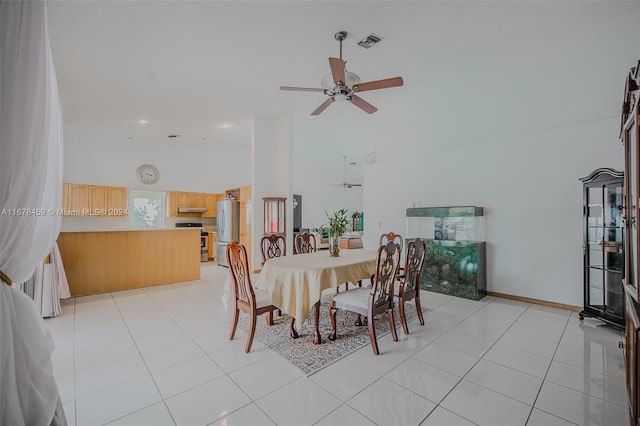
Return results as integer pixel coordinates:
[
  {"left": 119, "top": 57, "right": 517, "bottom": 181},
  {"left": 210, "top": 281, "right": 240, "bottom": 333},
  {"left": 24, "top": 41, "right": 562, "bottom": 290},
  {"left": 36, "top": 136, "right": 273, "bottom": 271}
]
[{"left": 239, "top": 292, "right": 428, "bottom": 376}]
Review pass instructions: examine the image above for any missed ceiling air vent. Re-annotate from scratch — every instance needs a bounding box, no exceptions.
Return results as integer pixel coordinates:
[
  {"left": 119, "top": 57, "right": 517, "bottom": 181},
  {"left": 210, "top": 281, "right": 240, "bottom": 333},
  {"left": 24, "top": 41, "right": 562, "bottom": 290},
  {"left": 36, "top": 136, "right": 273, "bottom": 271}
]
[{"left": 357, "top": 34, "right": 383, "bottom": 49}]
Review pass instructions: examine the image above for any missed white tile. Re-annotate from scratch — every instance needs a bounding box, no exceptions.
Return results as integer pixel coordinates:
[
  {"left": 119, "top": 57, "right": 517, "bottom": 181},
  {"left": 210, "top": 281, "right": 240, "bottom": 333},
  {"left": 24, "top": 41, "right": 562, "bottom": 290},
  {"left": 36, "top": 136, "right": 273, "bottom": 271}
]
[
  {"left": 516, "top": 311, "right": 569, "bottom": 331},
  {"left": 76, "top": 375, "right": 161, "bottom": 426},
  {"left": 545, "top": 360, "right": 627, "bottom": 407},
  {"left": 535, "top": 381, "right": 630, "bottom": 426},
  {"left": 431, "top": 304, "right": 477, "bottom": 319},
  {"left": 229, "top": 355, "right": 303, "bottom": 400},
  {"left": 465, "top": 310, "right": 517, "bottom": 330},
  {"left": 62, "top": 400, "right": 75, "bottom": 426},
  {"left": 193, "top": 328, "right": 245, "bottom": 353},
  {"left": 450, "top": 319, "right": 507, "bottom": 341},
  {"left": 420, "top": 406, "right": 476, "bottom": 425},
  {"left": 141, "top": 339, "right": 205, "bottom": 372},
  {"left": 76, "top": 355, "right": 148, "bottom": 397},
  {"left": 348, "top": 378, "right": 436, "bottom": 426},
  {"left": 209, "top": 403, "right": 276, "bottom": 426},
  {"left": 346, "top": 340, "right": 411, "bottom": 375},
  {"left": 483, "top": 343, "right": 551, "bottom": 378},
  {"left": 553, "top": 344, "right": 625, "bottom": 380},
  {"left": 75, "top": 339, "right": 139, "bottom": 372},
  {"left": 509, "top": 321, "right": 564, "bottom": 343},
  {"left": 165, "top": 375, "right": 252, "bottom": 425},
  {"left": 497, "top": 330, "right": 558, "bottom": 359},
  {"left": 106, "top": 402, "right": 175, "bottom": 425},
  {"left": 310, "top": 358, "right": 380, "bottom": 402},
  {"left": 465, "top": 359, "right": 543, "bottom": 405},
  {"left": 413, "top": 342, "right": 480, "bottom": 377},
  {"left": 435, "top": 329, "right": 496, "bottom": 357},
  {"left": 316, "top": 404, "right": 377, "bottom": 426},
  {"left": 133, "top": 324, "right": 190, "bottom": 353},
  {"left": 51, "top": 353, "right": 74, "bottom": 378},
  {"left": 526, "top": 408, "right": 576, "bottom": 425},
  {"left": 56, "top": 373, "right": 75, "bottom": 404},
  {"left": 559, "top": 327, "right": 623, "bottom": 355},
  {"left": 385, "top": 357, "right": 460, "bottom": 404},
  {"left": 256, "top": 377, "right": 342, "bottom": 425},
  {"left": 440, "top": 380, "right": 531, "bottom": 426},
  {"left": 207, "top": 341, "right": 273, "bottom": 373},
  {"left": 151, "top": 355, "right": 225, "bottom": 398}
]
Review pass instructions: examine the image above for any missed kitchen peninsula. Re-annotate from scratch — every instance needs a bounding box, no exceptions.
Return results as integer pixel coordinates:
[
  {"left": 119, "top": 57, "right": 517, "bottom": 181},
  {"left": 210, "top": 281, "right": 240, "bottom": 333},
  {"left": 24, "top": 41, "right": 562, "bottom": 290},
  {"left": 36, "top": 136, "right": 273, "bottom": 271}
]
[{"left": 57, "top": 228, "right": 200, "bottom": 296}]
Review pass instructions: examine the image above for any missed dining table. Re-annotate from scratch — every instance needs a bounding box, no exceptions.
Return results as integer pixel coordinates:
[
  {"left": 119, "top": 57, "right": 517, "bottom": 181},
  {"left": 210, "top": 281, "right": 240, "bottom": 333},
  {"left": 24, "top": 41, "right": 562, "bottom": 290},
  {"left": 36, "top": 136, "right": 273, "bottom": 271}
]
[{"left": 255, "top": 249, "right": 377, "bottom": 344}]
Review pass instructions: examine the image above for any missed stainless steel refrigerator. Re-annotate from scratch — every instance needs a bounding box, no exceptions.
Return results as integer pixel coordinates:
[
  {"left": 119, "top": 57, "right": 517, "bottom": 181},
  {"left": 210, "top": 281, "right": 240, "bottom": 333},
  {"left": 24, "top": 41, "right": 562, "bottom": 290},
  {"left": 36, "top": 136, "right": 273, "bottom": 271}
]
[{"left": 216, "top": 199, "right": 240, "bottom": 267}]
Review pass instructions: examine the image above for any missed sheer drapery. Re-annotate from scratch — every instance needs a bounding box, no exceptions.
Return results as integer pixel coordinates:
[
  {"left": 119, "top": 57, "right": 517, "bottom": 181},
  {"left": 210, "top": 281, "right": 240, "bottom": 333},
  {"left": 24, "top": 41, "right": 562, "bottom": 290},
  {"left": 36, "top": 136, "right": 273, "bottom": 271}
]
[{"left": 0, "top": 0, "right": 65, "bottom": 424}]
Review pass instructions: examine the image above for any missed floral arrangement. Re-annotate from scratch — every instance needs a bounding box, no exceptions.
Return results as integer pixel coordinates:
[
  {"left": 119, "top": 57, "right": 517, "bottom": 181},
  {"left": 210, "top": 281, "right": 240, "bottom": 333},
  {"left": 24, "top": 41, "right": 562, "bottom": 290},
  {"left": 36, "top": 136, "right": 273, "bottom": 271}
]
[{"left": 325, "top": 208, "right": 349, "bottom": 237}]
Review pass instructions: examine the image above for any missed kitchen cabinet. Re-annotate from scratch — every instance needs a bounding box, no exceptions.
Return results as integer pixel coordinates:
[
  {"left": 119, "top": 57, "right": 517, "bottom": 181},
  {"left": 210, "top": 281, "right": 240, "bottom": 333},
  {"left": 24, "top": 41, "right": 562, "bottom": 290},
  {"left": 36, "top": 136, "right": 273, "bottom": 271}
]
[
  {"left": 67, "top": 183, "right": 88, "bottom": 215},
  {"left": 208, "top": 233, "right": 216, "bottom": 260},
  {"left": 579, "top": 168, "right": 625, "bottom": 328},
  {"left": 167, "top": 191, "right": 218, "bottom": 217},
  {"left": 63, "top": 184, "right": 128, "bottom": 217},
  {"left": 240, "top": 201, "right": 252, "bottom": 270},
  {"left": 89, "top": 185, "right": 109, "bottom": 213},
  {"left": 203, "top": 193, "right": 218, "bottom": 218},
  {"left": 239, "top": 185, "right": 252, "bottom": 202},
  {"left": 108, "top": 187, "right": 128, "bottom": 216},
  {"left": 191, "top": 192, "right": 205, "bottom": 208}
]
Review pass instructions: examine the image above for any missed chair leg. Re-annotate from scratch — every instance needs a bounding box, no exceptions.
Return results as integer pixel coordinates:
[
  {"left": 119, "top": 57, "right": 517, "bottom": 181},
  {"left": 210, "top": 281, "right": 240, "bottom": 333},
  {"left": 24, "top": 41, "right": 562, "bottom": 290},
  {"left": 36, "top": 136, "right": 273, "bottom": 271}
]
[
  {"left": 289, "top": 317, "right": 299, "bottom": 339},
  {"left": 415, "top": 294, "right": 425, "bottom": 326},
  {"left": 367, "top": 314, "right": 379, "bottom": 355},
  {"left": 399, "top": 300, "right": 409, "bottom": 335},
  {"left": 357, "top": 280, "right": 362, "bottom": 287},
  {"left": 277, "top": 309, "right": 282, "bottom": 316},
  {"left": 245, "top": 314, "right": 257, "bottom": 353},
  {"left": 387, "top": 309, "right": 398, "bottom": 342},
  {"left": 229, "top": 308, "right": 239, "bottom": 340},
  {"left": 328, "top": 305, "right": 338, "bottom": 341},
  {"left": 355, "top": 314, "right": 363, "bottom": 326},
  {"left": 265, "top": 310, "right": 273, "bottom": 326}
]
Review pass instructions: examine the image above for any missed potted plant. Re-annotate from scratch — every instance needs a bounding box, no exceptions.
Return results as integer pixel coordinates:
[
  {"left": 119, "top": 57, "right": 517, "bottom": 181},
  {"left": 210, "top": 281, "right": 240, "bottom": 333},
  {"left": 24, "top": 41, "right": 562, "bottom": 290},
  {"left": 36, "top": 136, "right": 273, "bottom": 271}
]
[{"left": 325, "top": 208, "right": 348, "bottom": 257}]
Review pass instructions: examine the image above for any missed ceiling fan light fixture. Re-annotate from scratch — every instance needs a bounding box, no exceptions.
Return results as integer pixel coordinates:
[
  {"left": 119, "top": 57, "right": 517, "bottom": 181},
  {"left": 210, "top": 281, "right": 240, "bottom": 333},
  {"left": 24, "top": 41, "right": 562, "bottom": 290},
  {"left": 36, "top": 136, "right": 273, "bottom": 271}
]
[
  {"left": 334, "top": 93, "right": 347, "bottom": 102},
  {"left": 321, "top": 71, "right": 361, "bottom": 89}
]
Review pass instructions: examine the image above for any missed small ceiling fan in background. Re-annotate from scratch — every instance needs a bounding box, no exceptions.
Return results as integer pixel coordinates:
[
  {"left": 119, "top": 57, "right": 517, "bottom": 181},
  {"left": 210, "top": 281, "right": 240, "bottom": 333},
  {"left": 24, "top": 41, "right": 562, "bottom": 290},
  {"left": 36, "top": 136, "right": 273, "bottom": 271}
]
[
  {"left": 331, "top": 156, "right": 363, "bottom": 189},
  {"left": 280, "top": 31, "right": 404, "bottom": 115}
]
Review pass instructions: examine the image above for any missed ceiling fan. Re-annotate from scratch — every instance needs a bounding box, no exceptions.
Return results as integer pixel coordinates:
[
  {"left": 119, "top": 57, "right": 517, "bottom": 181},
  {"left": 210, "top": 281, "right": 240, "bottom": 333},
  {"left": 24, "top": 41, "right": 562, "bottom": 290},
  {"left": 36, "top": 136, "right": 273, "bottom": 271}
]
[
  {"left": 331, "top": 156, "right": 362, "bottom": 189},
  {"left": 280, "top": 31, "right": 404, "bottom": 115}
]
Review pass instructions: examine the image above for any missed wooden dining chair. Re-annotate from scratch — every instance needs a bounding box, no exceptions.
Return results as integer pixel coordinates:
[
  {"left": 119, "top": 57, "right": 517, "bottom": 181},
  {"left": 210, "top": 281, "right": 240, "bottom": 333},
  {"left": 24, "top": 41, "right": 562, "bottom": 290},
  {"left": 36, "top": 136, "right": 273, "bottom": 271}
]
[
  {"left": 294, "top": 232, "right": 316, "bottom": 254},
  {"left": 395, "top": 238, "right": 427, "bottom": 334},
  {"left": 328, "top": 239, "right": 402, "bottom": 355},
  {"left": 260, "top": 234, "right": 286, "bottom": 266},
  {"left": 379, "top": 232, "right": 404, "bottom": 251},
  {"left": 227, "top": 241, "right": 279, "bottom": 353}
]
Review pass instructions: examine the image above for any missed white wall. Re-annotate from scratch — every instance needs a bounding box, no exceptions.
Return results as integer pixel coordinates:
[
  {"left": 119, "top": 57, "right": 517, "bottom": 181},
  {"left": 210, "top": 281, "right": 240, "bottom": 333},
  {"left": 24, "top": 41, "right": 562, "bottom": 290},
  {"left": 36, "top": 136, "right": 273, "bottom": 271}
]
[{"left": 363, "top": 5, "right": 639, "bottom": 306}]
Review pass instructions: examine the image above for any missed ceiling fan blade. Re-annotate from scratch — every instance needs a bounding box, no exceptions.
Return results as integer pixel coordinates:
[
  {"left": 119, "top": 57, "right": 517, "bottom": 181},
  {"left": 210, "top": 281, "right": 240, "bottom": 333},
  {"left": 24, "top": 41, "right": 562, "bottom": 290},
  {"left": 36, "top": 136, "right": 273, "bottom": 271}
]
[
  {"left": 353, "top": 77, "right": 404, "bottom": 92},
  {"left": 280, "top": 86, "right": 326, "bottom": 92},
  {"left": 349, "top": 95, "right": 378, "bottom": 114},
  {"left": 311, "top": 98, "right": 334, "bottom": 115},
  {"left": 329, "top": 57, "right": 346, "bottom": 85}
]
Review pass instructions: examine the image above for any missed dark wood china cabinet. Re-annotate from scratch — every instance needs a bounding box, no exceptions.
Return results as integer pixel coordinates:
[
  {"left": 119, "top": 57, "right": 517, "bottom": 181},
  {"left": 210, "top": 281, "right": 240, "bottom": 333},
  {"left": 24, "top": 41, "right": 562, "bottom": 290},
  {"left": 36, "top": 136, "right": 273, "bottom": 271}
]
[{"left": 622, "top": 59, "right": 640, "bottom": 424}]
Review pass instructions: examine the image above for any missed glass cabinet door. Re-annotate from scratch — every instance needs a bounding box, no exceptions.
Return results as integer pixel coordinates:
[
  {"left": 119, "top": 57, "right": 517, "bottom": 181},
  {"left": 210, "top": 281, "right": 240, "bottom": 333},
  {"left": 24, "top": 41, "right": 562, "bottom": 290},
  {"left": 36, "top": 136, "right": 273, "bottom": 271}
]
[{"left": 581, "top": 168, "right": 625, "bottom": 328}]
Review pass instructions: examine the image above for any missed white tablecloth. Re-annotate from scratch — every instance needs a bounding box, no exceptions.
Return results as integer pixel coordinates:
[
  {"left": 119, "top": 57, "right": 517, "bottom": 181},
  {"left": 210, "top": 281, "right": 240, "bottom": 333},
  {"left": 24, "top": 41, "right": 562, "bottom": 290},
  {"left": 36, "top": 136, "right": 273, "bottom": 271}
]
[{"left": 255, "top": 249, "right": 376, "bottom": 326}]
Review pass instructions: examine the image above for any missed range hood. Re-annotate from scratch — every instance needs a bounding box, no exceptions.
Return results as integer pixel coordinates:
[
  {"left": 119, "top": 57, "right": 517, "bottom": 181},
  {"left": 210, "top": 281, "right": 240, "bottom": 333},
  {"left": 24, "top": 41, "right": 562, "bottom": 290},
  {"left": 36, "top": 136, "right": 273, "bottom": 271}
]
[{"left": 178, "top": 207, "right": 207, "bottom": 213}]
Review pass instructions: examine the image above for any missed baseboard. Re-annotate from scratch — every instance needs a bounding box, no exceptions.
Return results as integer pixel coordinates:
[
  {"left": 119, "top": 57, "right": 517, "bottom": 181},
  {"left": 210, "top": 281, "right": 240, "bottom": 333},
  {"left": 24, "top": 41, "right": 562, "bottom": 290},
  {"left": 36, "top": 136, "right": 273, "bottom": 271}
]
[{"left": 486, "top": 291, "right": 582, "bottom": 313}]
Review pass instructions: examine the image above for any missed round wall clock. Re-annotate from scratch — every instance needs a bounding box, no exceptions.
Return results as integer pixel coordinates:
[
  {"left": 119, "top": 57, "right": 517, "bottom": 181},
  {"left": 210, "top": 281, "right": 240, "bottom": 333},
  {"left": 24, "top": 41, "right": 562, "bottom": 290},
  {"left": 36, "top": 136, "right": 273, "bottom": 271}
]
[{"left": 135, "top": 164, "right": 159, "bottom": 184}]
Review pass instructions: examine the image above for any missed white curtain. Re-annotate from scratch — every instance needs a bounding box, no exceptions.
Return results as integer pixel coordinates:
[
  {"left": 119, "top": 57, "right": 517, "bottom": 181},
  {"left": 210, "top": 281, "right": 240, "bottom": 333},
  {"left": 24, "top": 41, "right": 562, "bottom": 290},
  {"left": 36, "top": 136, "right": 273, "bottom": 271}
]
[{"left": 0, "top": 0, "right": 66, "bottom": 424}]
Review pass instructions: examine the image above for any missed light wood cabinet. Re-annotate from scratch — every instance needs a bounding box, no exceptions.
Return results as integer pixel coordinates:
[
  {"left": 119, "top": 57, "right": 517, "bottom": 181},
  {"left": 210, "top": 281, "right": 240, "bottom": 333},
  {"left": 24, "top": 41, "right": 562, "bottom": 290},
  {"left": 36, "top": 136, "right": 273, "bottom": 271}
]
[
  {"left": 239, "top": 185, "right": 251, "bottom": 202},
  {"left": 63, "top": 183, "right": 128, "bottom": 217},
  {"left": 67, "top": 184, "right": 89, "bottom": 215},
  {"left": 208, "top": 233, "right": 217, "bottom": 260},
  {"left": 89, "top": 185, "right": 109, "bottom": 214},
  {"left": 177, "top": 192, "right": 192, "bottom": 209},
  {"left": 191, "top": 192, "right": 205, "bottom": 208},
  {"left": 240, "top": 234, "right": 252, "bottom": 270},
  {"left": 108, "top": 187, "right": 128, "bottom": 216},
  {"left": 203, "top": 193, "right": 218, "bottom": 218}
]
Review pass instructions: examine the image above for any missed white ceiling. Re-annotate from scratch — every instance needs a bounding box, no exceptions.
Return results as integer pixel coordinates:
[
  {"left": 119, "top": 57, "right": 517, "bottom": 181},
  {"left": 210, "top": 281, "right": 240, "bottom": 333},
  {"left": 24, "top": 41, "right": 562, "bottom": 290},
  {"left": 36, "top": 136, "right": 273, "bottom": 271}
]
[{"left": 47, "top": 1, "right": 629, "bottom": 150}]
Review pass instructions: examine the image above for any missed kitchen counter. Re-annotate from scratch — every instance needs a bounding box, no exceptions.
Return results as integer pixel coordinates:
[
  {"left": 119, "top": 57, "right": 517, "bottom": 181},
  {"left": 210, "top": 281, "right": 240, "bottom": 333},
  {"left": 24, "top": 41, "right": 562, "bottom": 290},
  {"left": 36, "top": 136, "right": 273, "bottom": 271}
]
[{"left": 57, "top": 229, "right": 201, "bottom": 296}]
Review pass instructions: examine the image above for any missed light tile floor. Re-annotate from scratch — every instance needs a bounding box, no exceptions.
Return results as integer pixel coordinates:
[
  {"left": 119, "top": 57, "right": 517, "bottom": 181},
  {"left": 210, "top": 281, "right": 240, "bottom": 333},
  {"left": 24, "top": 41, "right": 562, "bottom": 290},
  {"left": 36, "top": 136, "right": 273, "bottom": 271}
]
[{"left": 46, "top": 262, "right": 629, "bottom": 426}]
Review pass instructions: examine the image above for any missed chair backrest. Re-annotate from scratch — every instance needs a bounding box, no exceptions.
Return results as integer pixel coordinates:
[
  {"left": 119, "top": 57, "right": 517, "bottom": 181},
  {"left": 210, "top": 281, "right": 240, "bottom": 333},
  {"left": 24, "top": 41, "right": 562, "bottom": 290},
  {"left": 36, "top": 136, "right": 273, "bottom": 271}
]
[
  {"left": 226, "top": 241, "right": 256, "bottom": 308},
  {"left": 294, "top": 232, "right": 316, "bottom": 254},
  {"left": 379, "top": 232, "right": 404, "bottom": 251},
  {"left": 402, "top": 238, "right": 426, "bottom": 294},
  {"left": 260, "top": 234, "right": 286, "bottom": 266},
  {"left": 370, "top": 240, "right": 402, "bottom": 307}
]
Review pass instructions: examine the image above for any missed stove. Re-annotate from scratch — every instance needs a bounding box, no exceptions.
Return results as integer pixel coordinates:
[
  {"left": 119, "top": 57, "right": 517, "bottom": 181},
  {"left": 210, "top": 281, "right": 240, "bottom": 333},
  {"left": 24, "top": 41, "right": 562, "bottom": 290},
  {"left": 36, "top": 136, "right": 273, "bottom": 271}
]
[{"left": 175, "top": 223, "right": 209, "bottom": 261}]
